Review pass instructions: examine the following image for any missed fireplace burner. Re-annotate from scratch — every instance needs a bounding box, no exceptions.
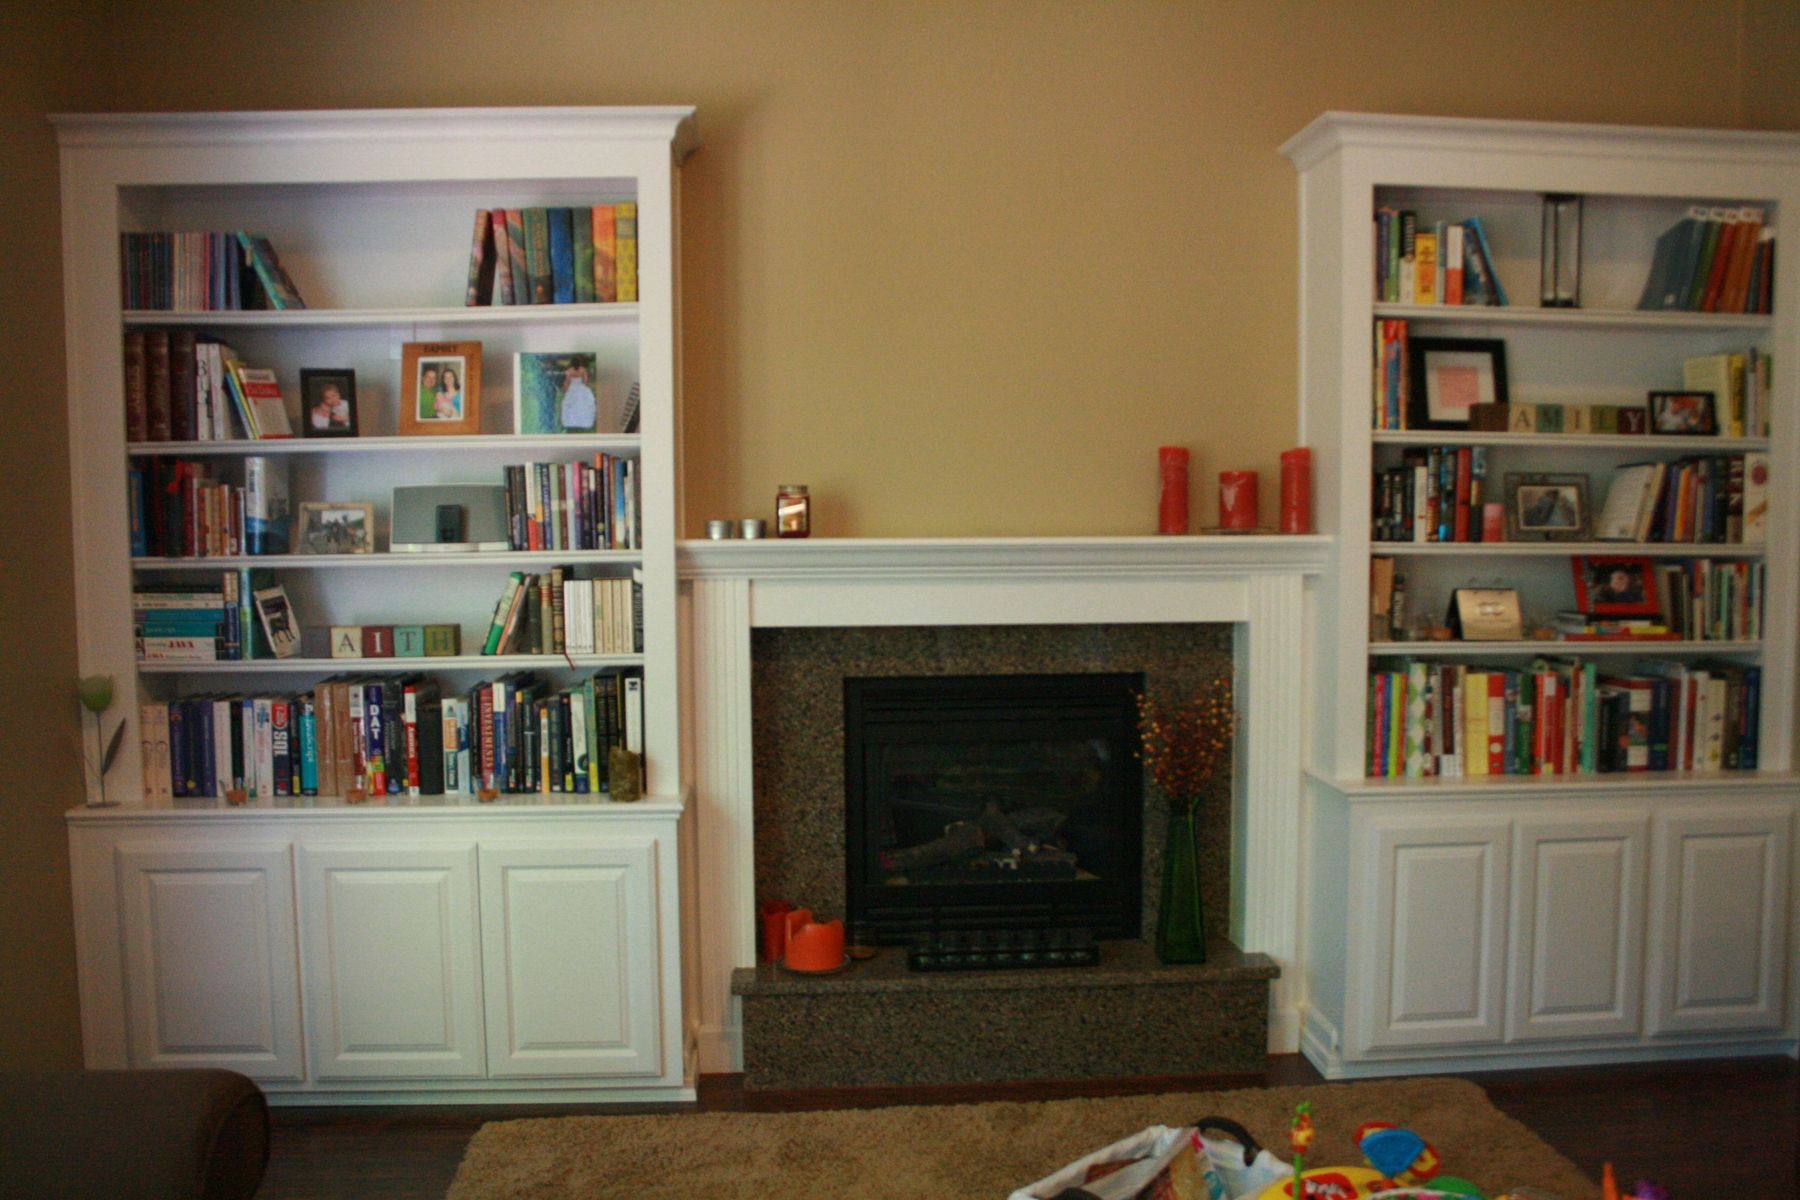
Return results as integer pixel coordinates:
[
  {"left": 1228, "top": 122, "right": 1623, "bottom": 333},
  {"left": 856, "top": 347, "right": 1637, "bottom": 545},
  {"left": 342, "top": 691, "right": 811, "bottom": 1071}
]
[{"left": 844, "top": 672, "right": 1144, "bottom": 944}]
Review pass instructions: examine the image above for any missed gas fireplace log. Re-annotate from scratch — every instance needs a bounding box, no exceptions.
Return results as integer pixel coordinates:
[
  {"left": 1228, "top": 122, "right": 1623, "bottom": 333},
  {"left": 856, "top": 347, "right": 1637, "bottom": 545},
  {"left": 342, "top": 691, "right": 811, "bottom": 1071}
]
[
  {"left": 882, "top": 821, "right": 985, "bottom": 871},
  {"left": 978, "top": 802, "right": 1033, "bottom": 853}
]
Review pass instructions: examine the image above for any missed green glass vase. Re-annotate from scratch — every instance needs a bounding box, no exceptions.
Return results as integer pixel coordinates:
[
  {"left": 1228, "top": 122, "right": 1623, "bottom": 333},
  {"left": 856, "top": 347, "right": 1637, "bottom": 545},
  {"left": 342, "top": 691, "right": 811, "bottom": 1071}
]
[{"left": 1155, "top": 805, "right": 1207, "bottom": 963}]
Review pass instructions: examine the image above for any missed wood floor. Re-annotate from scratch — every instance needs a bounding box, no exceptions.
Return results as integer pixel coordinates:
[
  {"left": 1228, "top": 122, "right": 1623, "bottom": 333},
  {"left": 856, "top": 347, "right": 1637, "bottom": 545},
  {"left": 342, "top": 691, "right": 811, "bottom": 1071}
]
[{"left": 259, "top": 1055, "right": 1798, "bottom": 1199}]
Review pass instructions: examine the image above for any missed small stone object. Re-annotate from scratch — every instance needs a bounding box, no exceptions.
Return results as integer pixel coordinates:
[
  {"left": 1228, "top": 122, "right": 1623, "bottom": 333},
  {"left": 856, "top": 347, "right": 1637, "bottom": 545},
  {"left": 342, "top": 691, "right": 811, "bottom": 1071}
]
[{"left": 608, "top": 747, "right": 642, "bottom": 802}]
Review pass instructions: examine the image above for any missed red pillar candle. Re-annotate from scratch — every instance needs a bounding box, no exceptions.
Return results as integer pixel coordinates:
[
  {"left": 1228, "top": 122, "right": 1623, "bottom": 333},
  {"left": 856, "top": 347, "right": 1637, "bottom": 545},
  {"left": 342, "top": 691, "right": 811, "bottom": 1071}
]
[
  {"left": 1279, "top": 447, "right": 1312, "bottom": 534},
  {"left": 760, "top": 899, "right": 792, "bottom": 962},
  {"left": 1219, "top": 470, "right": 1259, "bottom": 530},
  {"left": 1158, "top": 446, "right": 1190, "bottom": 534}
]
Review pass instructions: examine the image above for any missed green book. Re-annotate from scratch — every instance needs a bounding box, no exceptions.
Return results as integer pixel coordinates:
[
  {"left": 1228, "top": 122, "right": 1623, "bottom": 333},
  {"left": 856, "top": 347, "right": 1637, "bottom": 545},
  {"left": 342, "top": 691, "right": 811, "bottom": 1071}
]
[
  {"left": 522, "top": 208, "right": 552, "bottom": 304},
  {"left": 572, "top": 208, "right": 596, "bottom": 304}
]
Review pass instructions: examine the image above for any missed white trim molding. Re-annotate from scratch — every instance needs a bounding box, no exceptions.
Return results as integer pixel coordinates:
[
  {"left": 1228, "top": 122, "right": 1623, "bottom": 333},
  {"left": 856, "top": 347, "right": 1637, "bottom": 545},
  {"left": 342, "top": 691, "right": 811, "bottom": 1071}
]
[{"left": 679, "top": 536, "right": 1329, "bottom": 1069}]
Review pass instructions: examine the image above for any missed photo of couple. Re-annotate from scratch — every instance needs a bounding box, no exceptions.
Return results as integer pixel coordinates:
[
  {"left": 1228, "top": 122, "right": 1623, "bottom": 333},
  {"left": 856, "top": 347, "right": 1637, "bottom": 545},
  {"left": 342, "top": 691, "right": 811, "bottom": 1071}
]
[
  {"left": 416, "top": 358, "right": 467, "bottom": 422},
  {"left": 398, "top": 341, "right": 483, "bottom": 436}
]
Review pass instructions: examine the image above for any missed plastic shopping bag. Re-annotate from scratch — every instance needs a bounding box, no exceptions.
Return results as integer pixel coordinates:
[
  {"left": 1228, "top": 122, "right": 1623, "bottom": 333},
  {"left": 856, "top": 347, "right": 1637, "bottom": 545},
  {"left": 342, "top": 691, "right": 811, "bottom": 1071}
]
[
  {"left": 1193, "top": 1118, "right": 1293, "bottom": 1200},
  {"left": 1008, "top": 1122, "right": 1225, "bottom": 1200}
]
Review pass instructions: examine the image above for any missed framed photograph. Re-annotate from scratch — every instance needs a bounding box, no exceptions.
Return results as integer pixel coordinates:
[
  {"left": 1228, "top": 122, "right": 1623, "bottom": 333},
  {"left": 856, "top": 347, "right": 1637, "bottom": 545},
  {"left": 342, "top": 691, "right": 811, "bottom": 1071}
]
[
  {"left": 299, "top": 369, "right": 358, "bottom": 437},
  {"left": 1571, "top": 555, "right": 1660, "bottom": 617},
  {"left": 398, "top": 341, "right": 482, "bottom": 436},
  {"left": 1504, "top": 472, "right": 1589, "bottom": 541},
  {"left": 514, "top": 351, "right": 603, "bottom": 435},
  {"left": 1648, "top": 390, "right": 1717, "bottom": 436},
  {"left": 297, "top": 501, "right": 375, "bottom": 554},
  {"left": 252, "top": 583, "right": 302, "bottom": 659},
  {"left": 1406, "top": 337, "right": 1508, "bottom": 430},
  {"left": 1449, "top": 587, "right": 1524, "bottom": 641}
]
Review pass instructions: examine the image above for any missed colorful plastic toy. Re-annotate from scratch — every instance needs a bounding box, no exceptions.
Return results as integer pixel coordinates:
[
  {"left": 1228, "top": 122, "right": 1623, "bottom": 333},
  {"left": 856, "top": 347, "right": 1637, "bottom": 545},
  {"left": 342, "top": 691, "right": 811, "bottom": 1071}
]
[{"left": 1354, "top": 1120, "right": 1443, "bottom": 1184}]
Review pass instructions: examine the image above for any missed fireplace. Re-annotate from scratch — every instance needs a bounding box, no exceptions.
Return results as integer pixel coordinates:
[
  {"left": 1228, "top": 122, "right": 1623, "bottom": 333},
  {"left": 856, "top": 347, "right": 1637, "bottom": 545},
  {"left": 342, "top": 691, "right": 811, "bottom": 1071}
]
[{"left": 844, "top": 672, "right": 1144, "bottom": 942}]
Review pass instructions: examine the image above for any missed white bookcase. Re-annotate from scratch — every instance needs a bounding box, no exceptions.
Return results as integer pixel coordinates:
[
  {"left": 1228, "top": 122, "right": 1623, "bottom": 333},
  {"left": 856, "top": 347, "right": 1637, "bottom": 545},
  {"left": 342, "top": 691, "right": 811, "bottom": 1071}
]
[
  {"left": 1284, "top": 113, "right": 1800, "bottom": 1077},
  {"left": 56, "top": 107, "right": 698, "bottom": 1101}
]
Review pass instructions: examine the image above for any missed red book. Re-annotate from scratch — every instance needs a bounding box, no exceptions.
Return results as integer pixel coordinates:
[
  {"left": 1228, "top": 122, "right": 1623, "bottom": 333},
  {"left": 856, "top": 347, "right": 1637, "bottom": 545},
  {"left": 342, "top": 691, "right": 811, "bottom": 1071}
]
[
  {"left": 477, "top": 683, "right": 497, "bottom": 793},
  {"left": 1453, "top": 447, "right": 1473, "bottom": 542},
  {"left": 1486, "top": 672, "right": 1505, "bottom": 774},
  {"left": 402, "top": 680, "right": 422, "bottom": 793},
  {"left": 1699, "top": 214, "right": 1740, "bottom": 312}
]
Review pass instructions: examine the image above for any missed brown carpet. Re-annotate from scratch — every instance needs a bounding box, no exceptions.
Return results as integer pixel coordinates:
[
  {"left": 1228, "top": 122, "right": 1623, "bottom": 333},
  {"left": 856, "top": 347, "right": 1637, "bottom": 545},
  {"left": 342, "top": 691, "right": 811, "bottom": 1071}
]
[{"left": 446, "top": 1077, "right": 1598, "bottom": 1199}]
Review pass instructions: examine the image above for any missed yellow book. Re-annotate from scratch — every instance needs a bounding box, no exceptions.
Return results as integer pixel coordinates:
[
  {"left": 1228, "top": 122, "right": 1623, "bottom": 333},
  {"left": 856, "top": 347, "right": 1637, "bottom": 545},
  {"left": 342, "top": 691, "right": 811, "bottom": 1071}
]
[
  {"left": 1463, "top": 671, "right": 1489, "bottom": 776},
  {"left": 615, "top": 202, "right": 639, "bottom": 303},
  {"left": 1413, "top": 231, "right": 1439, "bottom": 304}
]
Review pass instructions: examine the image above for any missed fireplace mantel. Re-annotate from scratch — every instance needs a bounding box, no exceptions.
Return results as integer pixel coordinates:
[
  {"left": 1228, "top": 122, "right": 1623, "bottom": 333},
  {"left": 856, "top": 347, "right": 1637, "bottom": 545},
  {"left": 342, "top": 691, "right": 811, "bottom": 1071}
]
[{"left": 678, "top": 535, "right": 1330, "bottom": 1072}]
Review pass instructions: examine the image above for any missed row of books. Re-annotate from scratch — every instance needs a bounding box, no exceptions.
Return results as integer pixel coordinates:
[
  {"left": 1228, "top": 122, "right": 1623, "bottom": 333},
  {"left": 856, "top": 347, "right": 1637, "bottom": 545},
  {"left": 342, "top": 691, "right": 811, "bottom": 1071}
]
[
  {"left": 1637, "top": 206, "right": 1775, "bottom": 315},
  {"left": 1643, "top": 559, "right": 1765, "bottom": 643},
  {"left": 129, "top": 458, "right": 290, "bottom": 559},
  {"left": 1683, "top": 348, "right": 1772, "bottom": 439},
  {"left": 465, "top": 205, "right": 638, "bottom": 307},
  {"left": 1372, "top": 445, "right": 1492, "bottom": 543},
  {"left": 134, "top": 571, "right": 294, "bottom": 663},
  {"left": 1593, "top": 454, "right": 1768, "bottom": 545},
  {"left": 1366, "top": 657, "right": 1761, "bottom": 779},
  {"left": 1372, "top": 319, "right": 1411, "bottom": 430},
  {"left": 1374, "top": 211, "right": 1507, "bottom": 306},
  {"left": 140, "top": 669, "right": 643, "bottom": 802},
  {"left": 478, "top": 568, "right": 644, "bottom": 657},
  {"left": 120, "top": 231, "right": 306, "bottom": 311},
  {"left": 123, "top": 330, "right": 292, "bottom": 444},
  {"left": 503, "top": 456, "right": 639, "bottom": 552}
]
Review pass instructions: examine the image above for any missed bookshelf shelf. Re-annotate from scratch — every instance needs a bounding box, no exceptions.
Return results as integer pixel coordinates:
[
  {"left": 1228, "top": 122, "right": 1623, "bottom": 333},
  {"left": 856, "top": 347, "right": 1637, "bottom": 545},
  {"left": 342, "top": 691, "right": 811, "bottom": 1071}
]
[
  {"left": 1286, "top": 112, "right": 1800, "bottom": 1077},
  {"left": 128, "top": 434, "right": 642, "bottom": 457},
  {"left": 132, "top": 550, "right": 644, "bottom": 570},
  {"left": 1371, "top": 302, "right": 1772, "bottom": 332},
  {"left": 1370, "top": 639, "right": 1761, "bottom": 657},
  {"left": 137, "top": 653, "right": 646, "bottom": 675},
  {"left": 121, "top": 302, "right": 641, "bottom": 329}
]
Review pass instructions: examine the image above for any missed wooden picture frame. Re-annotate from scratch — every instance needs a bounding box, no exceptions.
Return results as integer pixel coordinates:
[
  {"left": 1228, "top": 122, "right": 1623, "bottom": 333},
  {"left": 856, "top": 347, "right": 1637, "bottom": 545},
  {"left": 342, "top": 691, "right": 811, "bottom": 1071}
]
[
  {"left": 299, "top": 369, "right": 358, "bottom": 437},
  {"left": 1647, "top": 389, "right": 1717, "bottom": 436},
  {"left": 297, "top": 501, "right": 375, "bottom": 554},
  {"left": 1407, "top": 337, "right": 1508, "bottom": 430},
  {"left": 399, "top": 341, "right": 482, "bottom": 436},
  {"left": 1504, "top": 472, "right": 1589, "bottom": 541},
  {"left": 1571, "top": 554, "right": 1659, "bottom": 617}
]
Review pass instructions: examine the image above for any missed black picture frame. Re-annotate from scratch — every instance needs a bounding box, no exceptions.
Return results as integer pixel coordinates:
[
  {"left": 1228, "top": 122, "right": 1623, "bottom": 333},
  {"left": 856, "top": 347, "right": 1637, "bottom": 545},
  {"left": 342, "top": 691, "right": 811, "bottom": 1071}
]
[
  {"left": 299, "top": 369, "right": 359, "bottom": 438},
  {"left": 1647, "top": 390, "right": 1717, "bottom": 436},
  {"left": 1406, "top": 337, "right": 1509, "bottom": 430}
]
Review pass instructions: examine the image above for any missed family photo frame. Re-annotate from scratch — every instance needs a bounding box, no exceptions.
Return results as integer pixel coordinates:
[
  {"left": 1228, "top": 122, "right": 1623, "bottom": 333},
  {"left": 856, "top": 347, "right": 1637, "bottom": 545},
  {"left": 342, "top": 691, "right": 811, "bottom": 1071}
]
[
  {"left": 299, "top": 368, "right": 358, "bottom": 438},
  {"left": 1648, "top": 389, "right": 1717, "bottom": 436},
  {"left": 1504, "top": 472, "right": 1589, "bottom": 541},
  {"left": 297, "top": 501, "right": 375, "bottom": 554},
  {"left": 1406, "top": 336, "right": 1508, "bottom": 430},
  {"left": 398, "top": 341, "right": 483, "bottom": 436},
  {"left": 1571, "top": 554, "right": 1660, "bottom": 617}
]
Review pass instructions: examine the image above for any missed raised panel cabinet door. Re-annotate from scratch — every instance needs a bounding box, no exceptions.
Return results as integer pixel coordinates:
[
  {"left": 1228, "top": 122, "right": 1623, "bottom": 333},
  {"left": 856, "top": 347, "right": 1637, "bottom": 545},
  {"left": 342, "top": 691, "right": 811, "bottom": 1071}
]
[
  {"left": 297, "top": 843, "right": 485, "bottom": 1080},
  {"left": 114, "top": 842, "right": 304, "bottom": 1080},
  {"left": 1358, "top": 815, "right": 1511, "bottom": 1052},
  {"left": 478, "top": 839, "right": 664, "bottom": 1079},
  {"left": 1508, "top": 814, "right": 1649, "bottom": 1042},
  {"left": 1648, "top": 807, "right": 1791, "bottom": 1035}
]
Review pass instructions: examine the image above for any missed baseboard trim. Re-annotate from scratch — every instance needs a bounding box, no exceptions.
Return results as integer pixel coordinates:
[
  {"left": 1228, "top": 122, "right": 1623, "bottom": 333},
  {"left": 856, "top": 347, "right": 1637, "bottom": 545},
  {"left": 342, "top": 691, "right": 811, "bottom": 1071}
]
[
  {"left": 265, "top": 1084, "right": 699, "bottom": 1106},
  {"left": 1302, "top": 1032, "right": 1799, "bottom": 1081}
]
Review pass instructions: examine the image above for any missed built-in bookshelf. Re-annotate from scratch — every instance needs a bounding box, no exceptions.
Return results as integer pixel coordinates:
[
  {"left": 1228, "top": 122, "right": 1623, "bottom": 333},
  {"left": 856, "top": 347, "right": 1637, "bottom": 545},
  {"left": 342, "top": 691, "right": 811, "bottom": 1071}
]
[
  {"left": 1285, "top": 113, "right": 1800, "bottom": 1078},
  {"left": 56, "top": 108, "right": 698, "bottom": 1099}
]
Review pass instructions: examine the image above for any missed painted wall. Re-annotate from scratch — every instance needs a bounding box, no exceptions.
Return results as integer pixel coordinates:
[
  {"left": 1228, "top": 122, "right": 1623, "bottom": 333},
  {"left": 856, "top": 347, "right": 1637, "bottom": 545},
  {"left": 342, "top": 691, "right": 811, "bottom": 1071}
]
[{"left": 3, "top": 0, "right": 1796, "bottom": 1067}]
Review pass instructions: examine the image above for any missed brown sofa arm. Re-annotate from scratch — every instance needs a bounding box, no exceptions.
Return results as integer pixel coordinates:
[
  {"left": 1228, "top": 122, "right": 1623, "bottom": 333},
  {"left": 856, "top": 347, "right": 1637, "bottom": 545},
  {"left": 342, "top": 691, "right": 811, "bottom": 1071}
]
[{"left": 0, "top": 1068, "right": 268, "bottom": 1199}]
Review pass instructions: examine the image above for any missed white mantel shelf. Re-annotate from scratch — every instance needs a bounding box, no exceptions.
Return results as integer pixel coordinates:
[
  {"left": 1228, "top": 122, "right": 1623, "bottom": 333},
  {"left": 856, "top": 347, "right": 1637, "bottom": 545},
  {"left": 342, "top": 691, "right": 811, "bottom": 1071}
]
[
  {"left": 679, "top": 535, "right": 1333, "bottom": 579},
  {"left": 678, "top": 533, "right": 1325, "bottom": 1072}
]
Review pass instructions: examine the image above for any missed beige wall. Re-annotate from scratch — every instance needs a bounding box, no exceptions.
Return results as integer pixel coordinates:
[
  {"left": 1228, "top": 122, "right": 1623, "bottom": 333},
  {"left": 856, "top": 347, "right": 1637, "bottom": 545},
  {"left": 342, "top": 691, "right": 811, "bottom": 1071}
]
[{"left": 3, "top": 0, "right": 1796, "bottom": 1066}]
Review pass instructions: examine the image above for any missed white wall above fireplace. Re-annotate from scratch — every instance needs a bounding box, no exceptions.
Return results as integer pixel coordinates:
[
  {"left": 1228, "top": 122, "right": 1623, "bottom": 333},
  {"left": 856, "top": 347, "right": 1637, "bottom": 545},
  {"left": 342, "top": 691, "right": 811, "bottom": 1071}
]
[{"left": 679, "top": 535, "right": 1330, "bottom": 1072}]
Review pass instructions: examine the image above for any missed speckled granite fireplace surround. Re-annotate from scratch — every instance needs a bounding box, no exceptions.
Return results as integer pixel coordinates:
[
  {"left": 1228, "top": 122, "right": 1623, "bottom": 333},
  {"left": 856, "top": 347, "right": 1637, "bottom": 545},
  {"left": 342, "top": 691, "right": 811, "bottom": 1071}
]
[{"left": 731, "top": 623, "right": 1280, "bottom": 1089}]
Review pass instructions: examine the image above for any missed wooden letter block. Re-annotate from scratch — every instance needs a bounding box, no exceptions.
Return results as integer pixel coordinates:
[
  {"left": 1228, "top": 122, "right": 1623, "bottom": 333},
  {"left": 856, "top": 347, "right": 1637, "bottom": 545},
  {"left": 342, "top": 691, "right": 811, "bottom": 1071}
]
[
  {"left": 362, "top": 625, "right": 395, "bottom": 658},
  {"left": 423, "top": 624, "right": 463, "bottom": 657},
  {"left": 1617, "top": 406, "right": 1649, "bottom": 435},
  {"left": 394, "top": 625, "right": 426, "bottom": 657},
  {"left": 330, "top": 626, "right": 364, "bottom": 659}
]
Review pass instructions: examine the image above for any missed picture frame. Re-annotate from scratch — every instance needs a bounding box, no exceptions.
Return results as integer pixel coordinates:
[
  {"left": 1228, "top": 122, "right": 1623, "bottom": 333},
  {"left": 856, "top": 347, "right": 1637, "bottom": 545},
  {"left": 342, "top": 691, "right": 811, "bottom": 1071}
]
[
  {"left": 252, "top": 583, "right": 302, "bottom": 659},
  {"left": 296, "top": 501, "right": 375, "bottom": 554},
  {"left": 299, "top": 369, "right": 358, "bottom": 437},
  {"left": 1448, "top": 587, "right": 1524, "bottom": 641},
  {"left": 1647, "top": 389, "right": 1717, "bottom": 436},
  {"left": 514, "top": 351, "right": 603, "bottom": 435},
  {"left": 1504, "top": 472, "right": 1589, "bottom": 541},
  {"left": 398, "top": 341, "right": 482, "bottom": 436},
  {"left": 1406, "top": 336, "right": 1508, "bottom": 430},
  {"left": 1571, "top": 555, "right": 1660, "bottom": 617}
]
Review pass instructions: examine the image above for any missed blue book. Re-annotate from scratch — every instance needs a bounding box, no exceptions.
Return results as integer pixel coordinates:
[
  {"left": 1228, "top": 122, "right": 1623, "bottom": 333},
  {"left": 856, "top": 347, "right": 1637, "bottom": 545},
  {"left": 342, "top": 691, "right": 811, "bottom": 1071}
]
[
  {"left": 1740, "top": 665, "right": 1761, "bottom": 769},
  {"left": 169, "top": 701, "right": 189, "bottom": 798},
  {"left": 127, "top": 466, "right": 149, "bottom": 556},
  {"left": 298, "top": 695, "right": 319, "bottom": 796},
  {"left": 1464, "top": 216, "right": 1508, "bottom": 306},
  {"left": 195, "top": 700, "right": 216, "bottom": 798},
  {"left": 364, "top": 683, "right": 386, "bottom": 793},
  {"left": 548, "top": 208, "right": 576, "bottom": 304}
]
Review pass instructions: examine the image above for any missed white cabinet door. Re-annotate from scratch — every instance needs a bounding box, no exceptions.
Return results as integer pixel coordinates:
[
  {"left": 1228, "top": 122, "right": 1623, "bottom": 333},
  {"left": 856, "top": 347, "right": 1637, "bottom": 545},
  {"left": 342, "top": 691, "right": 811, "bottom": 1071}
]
[
  {"left": 114, "top": 843, "right": 304, "bottom": 1081},
  {"left": 298, "top": 843, "right": 485, "bottom": 1080},
  {"left": 478, "top": 839, "right": 664, "bottom": 1078},
  {"left": 1358, "top": 815, "right": 1511, "bottom": 1052},
  {"left": 1647, "top": 806, "right": 1791, "bottom": 1035},
  {"left": 1508, "top": 814, "right": 1648, "bottom": 1042}
]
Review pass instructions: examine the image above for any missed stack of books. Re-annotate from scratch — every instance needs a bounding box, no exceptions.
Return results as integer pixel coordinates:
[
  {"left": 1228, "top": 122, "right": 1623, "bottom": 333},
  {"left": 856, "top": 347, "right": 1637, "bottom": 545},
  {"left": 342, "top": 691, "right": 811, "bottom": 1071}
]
[
  {"left": 1637, "top": 206, "right": 1775, "bottom": 314},
  {"left": 465, "top": 205, "right": 638, "bottom": 306},
  {"left": 478, "top": 569, "right": 644, "bottom": 657},
  {"left": 502, "top": 455, "right": 639, "bottom": 551},
  {"left": 119, "top": 230, "right": 305, "bottom": 311},
  {"left": 1374, "top": 211, "right": 1507, "bottom": 306}
]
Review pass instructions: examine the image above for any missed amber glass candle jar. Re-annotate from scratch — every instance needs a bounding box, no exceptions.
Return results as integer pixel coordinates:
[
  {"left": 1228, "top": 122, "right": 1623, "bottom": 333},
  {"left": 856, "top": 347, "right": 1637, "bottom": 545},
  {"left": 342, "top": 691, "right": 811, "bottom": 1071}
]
[{"left": 776, "top": 484, "right": 811, "bottom": 538}]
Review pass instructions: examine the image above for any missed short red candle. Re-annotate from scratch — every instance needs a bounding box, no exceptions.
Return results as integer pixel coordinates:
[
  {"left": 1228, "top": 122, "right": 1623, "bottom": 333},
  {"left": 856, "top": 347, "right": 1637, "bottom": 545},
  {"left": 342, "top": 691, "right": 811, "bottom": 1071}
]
[
  {"left": 1219, "top": 470, "right": 1259, "bottom": 530},
  {"left": 760, "top": 900, "right": 792, "bottom": 962},
  {"left": 1158, "top": 447, "right": 1190, "bottom": 535},
  {"left": 1279, "top": 447, "right": 1312, "bottom": 534}
]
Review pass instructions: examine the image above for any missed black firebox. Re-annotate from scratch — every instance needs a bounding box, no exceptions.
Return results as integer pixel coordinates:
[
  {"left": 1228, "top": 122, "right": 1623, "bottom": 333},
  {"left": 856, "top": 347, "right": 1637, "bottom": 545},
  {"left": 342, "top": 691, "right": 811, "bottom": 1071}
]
[{"left": 844, "top": 672, "right": 1144, "bottom": 943}]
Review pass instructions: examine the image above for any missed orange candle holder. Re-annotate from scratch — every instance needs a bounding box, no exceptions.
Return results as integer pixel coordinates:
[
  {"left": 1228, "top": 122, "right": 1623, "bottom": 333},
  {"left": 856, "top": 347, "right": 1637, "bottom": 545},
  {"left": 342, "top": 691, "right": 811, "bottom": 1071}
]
[{"left": 783, "top": 908, "right": 846, "bottom": 972}]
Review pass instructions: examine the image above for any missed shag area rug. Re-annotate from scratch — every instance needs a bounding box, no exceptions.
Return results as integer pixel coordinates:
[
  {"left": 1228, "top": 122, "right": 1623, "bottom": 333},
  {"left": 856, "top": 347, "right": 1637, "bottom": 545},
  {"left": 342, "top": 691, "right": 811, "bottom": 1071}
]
[{"left": 446, "top": 1077, "right": 1598, "bottom": 1199}]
